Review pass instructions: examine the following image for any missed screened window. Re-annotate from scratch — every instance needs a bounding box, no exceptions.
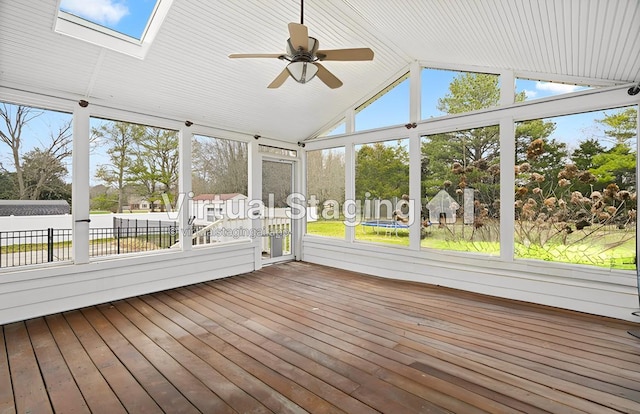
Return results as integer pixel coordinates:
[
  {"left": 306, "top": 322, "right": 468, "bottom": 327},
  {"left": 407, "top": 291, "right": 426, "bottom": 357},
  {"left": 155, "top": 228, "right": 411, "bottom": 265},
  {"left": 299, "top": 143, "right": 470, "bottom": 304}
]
[
  {"left": 319, "top": 122, "right": 346, "bottom": 137},
  {"left": 89, "top": 117, "right": 180, "bottom": 256},
  {"left": 514, "top": 106, "right": 637, "bottom": 269},
  {"left": 422, "top": 68, "right": 499, "bottom": 119},
  {"left": 306, "top": 147, "right": 345, "bottom": 238},
  {"left": 0, "top": 102, "right": 73, "bottom": 268},
  {"left": 355, "top": 139, "right": 410, "bottom": 246},
  {"left": 421, "top": 126, "right": 501, "bottom": 254},
  {"left": 515, "top": 78, "right": 592, "bottom": 102},
  {"left": 355, "top": 74, "right": 409, "bottom": 131},
  {"left": 191, "top": 135, "right": 249, "bottom": 245}
]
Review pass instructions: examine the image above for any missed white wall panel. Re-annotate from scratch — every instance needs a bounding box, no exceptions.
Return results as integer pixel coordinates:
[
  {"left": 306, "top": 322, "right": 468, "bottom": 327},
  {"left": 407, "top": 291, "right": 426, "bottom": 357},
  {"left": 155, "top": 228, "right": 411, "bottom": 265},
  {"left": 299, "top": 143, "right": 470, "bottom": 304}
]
[{"left": 0, "top": 244, "right": 254, "bottom": 325}]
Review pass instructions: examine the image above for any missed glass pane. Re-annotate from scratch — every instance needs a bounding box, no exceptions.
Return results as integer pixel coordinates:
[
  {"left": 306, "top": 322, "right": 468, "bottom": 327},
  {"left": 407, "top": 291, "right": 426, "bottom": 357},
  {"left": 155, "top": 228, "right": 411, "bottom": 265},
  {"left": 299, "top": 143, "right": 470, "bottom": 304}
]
[
  {"left": 355, "top": 139, "right": 410, "bottom": 246},
  {"left": 306, "top": 147, "right": 345, "bottom": 238},
  {"left": 515, "top": 106, "right": 637, "bottom": 269},
  {"left": 319, "top": 122, "right": 346, "bottom": 137},
  {"left": 0, "top": 103, "right": 73, "bottom": 268},
  {"left": 515, "top": 78, "right": 593, "bottom": 102},
  {"left": 90, "top": 117, "right": 180, "bottom": 257},
  {"left": 262, "top": 160, "right": 293, "bottom": 258},
  {"left": 59, "top": 0, "right": 159, "bottom": 40},
  {"left": 421, "top": 126, "right": 501, "bottom": 255},
  {"left": 422, "top": 68, "right": 499, "bottom": 119},
  {"left": 355, "top": 75, "right": 409, "bottom": 131},
  {"left": 191, "top": 135, "right": 248, "bottom": 245}
]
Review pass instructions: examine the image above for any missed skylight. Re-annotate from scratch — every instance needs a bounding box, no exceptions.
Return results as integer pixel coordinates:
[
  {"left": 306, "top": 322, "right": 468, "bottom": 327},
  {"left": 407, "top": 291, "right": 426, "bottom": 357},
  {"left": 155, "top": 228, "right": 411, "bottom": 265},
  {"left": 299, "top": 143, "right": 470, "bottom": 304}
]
[{"left": 55, "top": 0, "right": 173, "bottom": 59}]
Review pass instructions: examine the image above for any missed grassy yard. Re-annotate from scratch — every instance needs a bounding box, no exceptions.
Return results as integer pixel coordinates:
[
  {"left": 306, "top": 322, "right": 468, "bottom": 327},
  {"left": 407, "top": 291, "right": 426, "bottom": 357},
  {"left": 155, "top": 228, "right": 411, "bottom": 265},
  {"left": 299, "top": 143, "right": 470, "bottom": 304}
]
[{"left": 306, "top": 219, "right": 636, "bottom": 270}]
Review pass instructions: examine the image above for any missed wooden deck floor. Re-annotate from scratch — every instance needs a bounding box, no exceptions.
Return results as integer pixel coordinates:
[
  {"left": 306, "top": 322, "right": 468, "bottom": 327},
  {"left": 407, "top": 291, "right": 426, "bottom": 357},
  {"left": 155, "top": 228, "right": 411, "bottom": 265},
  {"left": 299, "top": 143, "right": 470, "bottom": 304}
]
[{"left": 1, "top": 262, "right": 640, "bottom": 414}]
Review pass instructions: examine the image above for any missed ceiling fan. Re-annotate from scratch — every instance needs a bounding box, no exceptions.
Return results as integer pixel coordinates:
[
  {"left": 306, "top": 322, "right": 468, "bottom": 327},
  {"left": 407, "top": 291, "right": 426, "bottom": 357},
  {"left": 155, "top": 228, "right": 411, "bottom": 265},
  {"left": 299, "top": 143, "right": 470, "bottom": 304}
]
[{"left": 228, "top": 0, "right": 374, "bottom": 89}]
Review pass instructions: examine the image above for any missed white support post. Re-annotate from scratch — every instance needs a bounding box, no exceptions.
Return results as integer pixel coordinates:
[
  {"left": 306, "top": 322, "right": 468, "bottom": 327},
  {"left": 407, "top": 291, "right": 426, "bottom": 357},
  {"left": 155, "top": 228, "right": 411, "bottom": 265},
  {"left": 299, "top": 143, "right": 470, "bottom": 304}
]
[
  {"left": 345, "top": 108, "right": 355, "bottom": 134},
  {"left": 179, "top": 125, "right": 192, "bottom": 252},
  {"left": 297, "top": 149, "right": 306, "bottom": 261},
  {"left": 72, "top": 103, "right": 90, "bottom": 264},
  {"left": 409, "top": 133, "right": 422, "bottom": 250},
  {"left": 344, "top": 143, "right": 356, "bottom": 242},
  {"left": 500, "top": 117, "right": 515, "bottom": 262},
  {"left": 248, "top": 140, "right": 262, "bottom": 269},
  {"left": 409, "top": 61, "right": 422, "bottom": 123},
  {"left": 500, "top": 70, "right": 515, "bottom": 106}
]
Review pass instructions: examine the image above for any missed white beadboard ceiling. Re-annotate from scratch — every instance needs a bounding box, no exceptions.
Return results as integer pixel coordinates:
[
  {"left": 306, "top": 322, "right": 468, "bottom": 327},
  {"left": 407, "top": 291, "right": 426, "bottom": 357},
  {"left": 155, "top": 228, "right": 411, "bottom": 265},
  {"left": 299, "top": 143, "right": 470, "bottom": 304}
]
[{"left": 0, "top": 0, "right": 638, "bottom": 143}]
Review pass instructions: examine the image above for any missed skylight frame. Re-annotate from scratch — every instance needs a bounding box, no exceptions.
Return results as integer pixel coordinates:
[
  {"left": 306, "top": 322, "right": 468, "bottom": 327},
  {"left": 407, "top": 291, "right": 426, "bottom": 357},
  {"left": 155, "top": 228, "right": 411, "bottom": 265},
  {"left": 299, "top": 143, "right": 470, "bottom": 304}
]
[{"left": 54, "top": 0, "right": 173, "bottom": 59}]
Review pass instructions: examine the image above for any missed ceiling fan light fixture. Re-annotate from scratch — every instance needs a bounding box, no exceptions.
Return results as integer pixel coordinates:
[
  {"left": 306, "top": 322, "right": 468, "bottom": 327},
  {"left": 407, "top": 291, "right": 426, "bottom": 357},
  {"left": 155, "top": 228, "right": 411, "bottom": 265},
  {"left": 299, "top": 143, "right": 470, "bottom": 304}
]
[{"left": 287, "top": 61, "right": 318, "bottom": 84}]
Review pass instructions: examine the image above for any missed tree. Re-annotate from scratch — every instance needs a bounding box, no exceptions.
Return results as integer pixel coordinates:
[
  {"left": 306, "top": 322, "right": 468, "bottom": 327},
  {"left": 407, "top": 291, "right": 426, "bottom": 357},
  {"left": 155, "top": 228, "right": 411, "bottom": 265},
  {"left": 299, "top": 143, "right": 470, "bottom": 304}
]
[
  {"left": 307, "top": 149, "right": 345, "bottom": 206},
  {"left": 192, "top": 136, "right": 248, "bottom": 195},
  {"left": 590, "top": 144, "right": 636, "bottom": 188},
  {"left": 437, "top": 72, "right": 500, "bottom": 113},
  {"left": 0, "top": 104, "right": 41, "bottom": 198},
  {"left": 0, "top": 104, "right": 72, "bottom": 200},
  {"left": 571, "top": 138, "right": 606, "bottom": 171},
  {"left": 589, "top": 107, "right": 638, "bottom": 191},
  {"left": 355, "top": 142, "right": 408, "bottom": 201},
  {"left": 596, "top": 107, "right": 637, "bottom": 146},
  {"left": 93, "top": 121, "right": 144, "bottom": 212},
  {"left": 21, "top": 148, "right": 71, "bottom": 201},
  {"left": 423, "top": 74, "right": 503, "bottom": 211},
  {"left": 0, "top": 169, "right": 17, "bottom": 199},
  {"left": 128, "top": 127, "right": 179, "bottom": 211}
]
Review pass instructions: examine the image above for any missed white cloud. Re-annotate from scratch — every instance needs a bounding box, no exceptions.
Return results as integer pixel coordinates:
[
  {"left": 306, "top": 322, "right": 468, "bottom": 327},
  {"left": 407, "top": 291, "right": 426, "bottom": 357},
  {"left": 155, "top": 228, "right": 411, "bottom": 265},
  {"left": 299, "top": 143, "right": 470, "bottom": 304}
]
[
  {"left": 523, "top": 89, "right": 537, "bottom": 98},
  {"left": 535, "top": 81, "right": 581, "bottom": 94},
  {"left": 61, "top": 0, "right": 129, "bottom": 26}
]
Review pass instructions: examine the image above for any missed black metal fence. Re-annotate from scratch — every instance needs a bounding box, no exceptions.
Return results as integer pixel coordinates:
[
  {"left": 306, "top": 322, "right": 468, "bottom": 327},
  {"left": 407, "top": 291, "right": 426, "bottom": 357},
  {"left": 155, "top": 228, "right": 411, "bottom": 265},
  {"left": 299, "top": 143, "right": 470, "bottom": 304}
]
[{"left": 0, "top": 218, "right": 179, "bottom": 269}]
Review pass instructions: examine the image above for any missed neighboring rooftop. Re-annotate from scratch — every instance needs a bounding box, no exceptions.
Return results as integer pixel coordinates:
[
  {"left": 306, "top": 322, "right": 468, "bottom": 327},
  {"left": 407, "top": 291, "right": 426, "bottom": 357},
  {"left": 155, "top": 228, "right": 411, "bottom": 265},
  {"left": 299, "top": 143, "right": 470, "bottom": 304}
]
[{"left": 0, "top": 200, "right": 70, "bottom": 216}]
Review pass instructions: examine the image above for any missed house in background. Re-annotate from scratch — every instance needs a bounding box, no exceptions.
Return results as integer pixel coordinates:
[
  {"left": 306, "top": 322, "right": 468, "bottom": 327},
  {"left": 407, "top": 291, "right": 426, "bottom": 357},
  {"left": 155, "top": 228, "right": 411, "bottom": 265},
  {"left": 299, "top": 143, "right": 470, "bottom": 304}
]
[{"left": 191, "top": 193, "right": 248, "bottom": 223}]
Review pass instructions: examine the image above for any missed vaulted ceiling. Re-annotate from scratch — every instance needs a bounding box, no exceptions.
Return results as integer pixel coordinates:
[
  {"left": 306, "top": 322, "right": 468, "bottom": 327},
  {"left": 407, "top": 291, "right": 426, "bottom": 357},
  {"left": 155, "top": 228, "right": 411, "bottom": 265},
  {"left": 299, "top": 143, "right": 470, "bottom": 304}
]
[{"left": 1, "top": 0, "right": 639, "bottom": 143}]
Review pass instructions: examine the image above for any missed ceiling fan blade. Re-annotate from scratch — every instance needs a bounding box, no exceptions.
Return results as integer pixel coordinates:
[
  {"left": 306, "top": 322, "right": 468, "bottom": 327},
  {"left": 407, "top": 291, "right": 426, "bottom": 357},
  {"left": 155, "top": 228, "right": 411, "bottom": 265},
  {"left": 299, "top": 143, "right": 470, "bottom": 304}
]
[
  {"left": 288, "top": 22, "right": 309, "bottom": 51},
  {"left": 267, "top": 68, "right": 290, "bottom": 89},
  {"left": 314, "top": 63, "right": 343, "bottom": 89},
  {"left": 316, "top": 48, "right": 374, "bottom": 61},
  {"left": 229, "top": 53, "right": 282, "bottom": 59}
]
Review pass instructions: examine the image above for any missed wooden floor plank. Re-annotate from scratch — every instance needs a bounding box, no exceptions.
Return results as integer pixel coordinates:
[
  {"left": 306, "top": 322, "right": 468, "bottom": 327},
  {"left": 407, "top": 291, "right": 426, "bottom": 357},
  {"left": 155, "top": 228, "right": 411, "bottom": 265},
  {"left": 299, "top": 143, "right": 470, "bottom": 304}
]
[
  {"left": 62, "top": 310, "right": 163, "bottom": 414},
  {"left": 4, "top": 322, "right": 52, "bottom": 414},
  {"left": 44, "top": 314, "right": 127, "bottom": 414},
  {"left": 2, "top": 261, "right": 640, "bottom": 414},
  {"left": 115, "top": 298, "right": 272, "bottom": 414},
  {"left": 137, "top": 293, "right": 308, "bottom": 414},
  {"left": 166, "top": 287, "right": 375, "bottom": 414},
  {"left": 79, "top": 306, "right": 200, "bottom": 414},
  {"left": 0, "top": 327, "right": 16, "bottom": 414},
  {"left": 155, "top": 289, "right": 352, "bottom": 414},
  {"left": 25, "top": 318, "right": 90, "bottom": 414},
  {"left": 96, "top": 303, "right": 236, "bottom": 414}
]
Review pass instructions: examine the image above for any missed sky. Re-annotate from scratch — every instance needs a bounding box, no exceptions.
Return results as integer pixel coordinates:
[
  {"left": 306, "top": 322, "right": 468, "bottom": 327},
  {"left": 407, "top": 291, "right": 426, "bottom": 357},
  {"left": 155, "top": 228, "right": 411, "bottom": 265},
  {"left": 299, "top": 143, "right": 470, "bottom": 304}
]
[
  {"left": 339, "top": 69, "right": 623, "bottom": 154},
  {"left": 59, "top": 0, "right": 158, "bottom": 40}
]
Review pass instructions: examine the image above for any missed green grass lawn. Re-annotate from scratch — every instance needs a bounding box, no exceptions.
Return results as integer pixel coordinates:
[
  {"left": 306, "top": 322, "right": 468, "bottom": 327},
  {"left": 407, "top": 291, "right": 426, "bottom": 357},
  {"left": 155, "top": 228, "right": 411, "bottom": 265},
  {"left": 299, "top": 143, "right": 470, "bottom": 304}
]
[{"left": 306, "top": 219, "right": 636, "bottom": 270}]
